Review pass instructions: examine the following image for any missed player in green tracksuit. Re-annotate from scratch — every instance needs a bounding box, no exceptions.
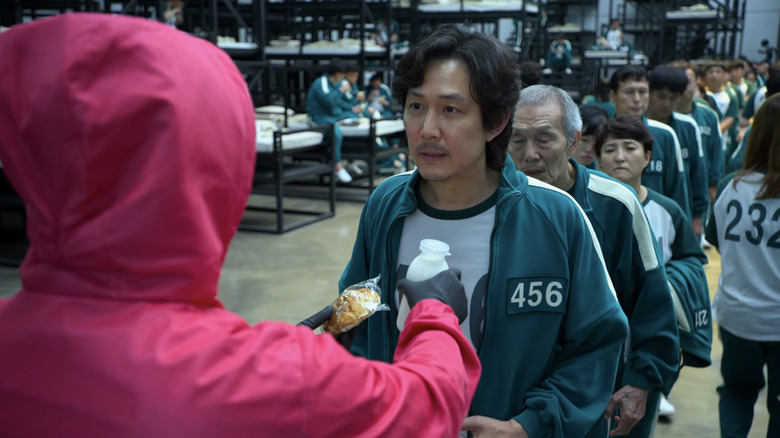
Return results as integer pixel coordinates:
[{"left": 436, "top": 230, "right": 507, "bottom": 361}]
[
  {"left": 647, "top": 65, "right": 710, "bottom": 235},
  {"left": 340, "top": 160, "right": 629, "bottom": 438},
  {"left": 509, "top": 85, "right": 679, "bottom": 438},
  {"left": 608, "top": 66, "right": 691, "bottom": 219},
  {"left": 566, "top": 160, "right": 680, "bottom": 438},
  {"left": 689, "top": 102, "right": 724, "bottom": 199},
  {"left": 341, "top": 26, "right": 628, "bottom": 438},
  {"left": 642, "top": 188, "right": 712, "bottom": 372},
  {"left": 305, "top": 60, "right": 354, "bottom": 183},
  {"left": 597, "top": 114, "right": 713, "bottom": 434},
  {"left": 705, "top": 93, "right": 780, "bottom": 437},
  {"left": 668, "top": 113, "right": 708, "bottom": 225},
  {"left": 644, "top": 117, "right": 691, "bottom": 218},
  {"left": 671, "top": 61, "right": 726, "bottom": 203}
]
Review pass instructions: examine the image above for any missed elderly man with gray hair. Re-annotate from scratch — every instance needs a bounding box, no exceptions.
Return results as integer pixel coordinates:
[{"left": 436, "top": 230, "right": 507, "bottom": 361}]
[{"left": 509, "top": 84, "right": 680, "bottom": 438}]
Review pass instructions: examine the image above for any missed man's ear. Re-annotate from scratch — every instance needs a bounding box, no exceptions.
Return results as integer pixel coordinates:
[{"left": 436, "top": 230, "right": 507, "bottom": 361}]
[
  {"left": 568, "top": 131, "right": 582, "bottom": 151},
  {"left": 609, "top": 89, "right": 616, "bottom": 104},
  {"left": 486, "top": 111, "right": 510, "bottom": 142}
]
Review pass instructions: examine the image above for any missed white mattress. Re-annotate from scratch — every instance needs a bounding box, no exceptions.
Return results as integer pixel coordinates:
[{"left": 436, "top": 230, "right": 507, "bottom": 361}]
[
  {"left": 255, "top": 121, "right": 325, "bottom": 153},
  {"left": 264, "top": 45, "right": 386, "bottom": 56},
  {"left": 666, "top": 10, "right": 718, "bottom": 20},
  {"left": 584, "top": 49, "right": 631, "bottom": 59},
  {"left": 218, "top": 42, "right": 258, "bottom": 51},
  {"left": 338, "top": 118, "right": 405, "bottom": 138},
  {"left": 418, "top": 1, "right": 537, "bottom": 13}
]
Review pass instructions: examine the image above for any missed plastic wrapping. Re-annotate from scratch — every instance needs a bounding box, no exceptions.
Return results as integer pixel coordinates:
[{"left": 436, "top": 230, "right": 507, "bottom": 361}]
[{"left": 324, "top": 275, "right": 389, "bottom": 335}]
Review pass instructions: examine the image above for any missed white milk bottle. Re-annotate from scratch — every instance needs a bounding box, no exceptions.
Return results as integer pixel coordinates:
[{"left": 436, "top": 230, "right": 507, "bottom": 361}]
[{"left": 396, "top": 239, "right": 451, "bottom": 331}]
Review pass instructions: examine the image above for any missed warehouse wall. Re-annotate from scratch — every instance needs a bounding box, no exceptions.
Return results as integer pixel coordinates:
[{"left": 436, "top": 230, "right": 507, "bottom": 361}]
[{"left": 740, "top": 0, "right": 780, "bottom": 62}]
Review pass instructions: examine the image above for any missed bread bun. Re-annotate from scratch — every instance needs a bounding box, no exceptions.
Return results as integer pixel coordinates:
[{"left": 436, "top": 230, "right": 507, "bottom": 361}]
[{"left": 324, "top": 287, "right": 381, "bottom": 335}]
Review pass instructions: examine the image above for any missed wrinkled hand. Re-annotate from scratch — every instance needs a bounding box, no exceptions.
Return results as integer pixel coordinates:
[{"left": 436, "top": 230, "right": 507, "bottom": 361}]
[
  {"left": 396, "top": 268, "right": 467, "bottom": 323},
  {"left": 461, "top": 416, "right": 527, "bottom": 438},
  {"left": 603, "top": 384, "right": 649, "bottom": 436},
  {"left": 297, "top": 305, "right": 356, "bottom": 350}
]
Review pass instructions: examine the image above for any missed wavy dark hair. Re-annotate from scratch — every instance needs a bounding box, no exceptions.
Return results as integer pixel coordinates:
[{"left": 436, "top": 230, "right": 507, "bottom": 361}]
[
  {"left": 392, "top": 23, "right": 520, "bottom": 171},
  {"left": 736, "top": 93, "right": 780, "bottom": 199}
]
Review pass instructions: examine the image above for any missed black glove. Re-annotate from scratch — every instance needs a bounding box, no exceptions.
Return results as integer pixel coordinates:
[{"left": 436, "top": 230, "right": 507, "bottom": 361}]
[
  {"left": 298, "top": 305, "right": 356, "bottom": 350},
  {"left": 298, "top": 305, "right": 333, "bottom": 329},
  {"left": 396, "top": 268, "right": 467, "bottom": 324}
]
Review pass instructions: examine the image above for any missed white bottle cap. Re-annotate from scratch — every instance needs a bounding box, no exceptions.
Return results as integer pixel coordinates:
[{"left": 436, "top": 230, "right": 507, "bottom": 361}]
[{"left": 419, "top": 239, "right": 450, "bottom": 257}]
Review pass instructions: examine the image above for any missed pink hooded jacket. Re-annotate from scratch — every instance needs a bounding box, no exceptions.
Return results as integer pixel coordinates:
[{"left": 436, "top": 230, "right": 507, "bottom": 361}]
[{"left": 0, "top": 14, "right": 480, "bottom": 437}]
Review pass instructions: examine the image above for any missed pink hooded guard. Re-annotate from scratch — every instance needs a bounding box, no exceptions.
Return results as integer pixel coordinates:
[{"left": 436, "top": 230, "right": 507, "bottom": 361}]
[{"left": 0, "top": 13, "right": 479, "bottom": 437}]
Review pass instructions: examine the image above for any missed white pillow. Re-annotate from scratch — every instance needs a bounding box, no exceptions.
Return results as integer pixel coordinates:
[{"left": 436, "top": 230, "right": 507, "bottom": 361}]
[{"left": 255, "top": 105, "right": 294, "bottom": 116}]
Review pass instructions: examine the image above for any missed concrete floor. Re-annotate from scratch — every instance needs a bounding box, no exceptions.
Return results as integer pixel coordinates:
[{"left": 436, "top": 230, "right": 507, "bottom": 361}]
[{"left": 0, "top": 196, "right": 770, "bottom": 437}]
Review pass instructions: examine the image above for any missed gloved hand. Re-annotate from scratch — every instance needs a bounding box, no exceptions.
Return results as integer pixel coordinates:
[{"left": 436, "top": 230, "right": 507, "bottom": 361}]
[
  {"left": 298, "top": 305, "right": 333, "bottom": 329},
  {"left": 298, "top": 305, "right": 356, "bottom": 350},
  {"left": 396, "top": 268, "right": 467, "bottom": 323}
]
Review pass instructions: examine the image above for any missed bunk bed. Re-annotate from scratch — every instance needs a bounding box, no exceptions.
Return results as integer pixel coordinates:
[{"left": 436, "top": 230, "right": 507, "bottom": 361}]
[
  {"left": 339, "top": 117, "right": 409, "bottom": 196},
  {"left": 240, "top": 119, "right": 336, "bottom": 234}
]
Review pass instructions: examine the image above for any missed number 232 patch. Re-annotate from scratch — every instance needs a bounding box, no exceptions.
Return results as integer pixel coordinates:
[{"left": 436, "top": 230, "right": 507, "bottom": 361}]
[{"left": 507, "top": 277, "right": 569, "bottom": 314}]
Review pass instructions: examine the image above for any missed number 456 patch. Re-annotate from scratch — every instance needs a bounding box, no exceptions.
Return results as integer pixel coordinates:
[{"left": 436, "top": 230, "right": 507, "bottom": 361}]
[{"left": 507, "top": 277, "right": 569, "bottom": 314}]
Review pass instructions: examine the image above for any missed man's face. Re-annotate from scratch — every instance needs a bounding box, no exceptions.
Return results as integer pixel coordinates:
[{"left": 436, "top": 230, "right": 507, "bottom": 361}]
[
  {"left": 509, "top": 100, "right": 573, "bottom": 189},
  {"left": 611, "top": 78, "right": 649, "bottom": 118},
  {"left": 683, "top": 68, "right": 698, "bottom": 100},
  {"left": 729, "top": 65, "right": 744, "bottom": 83},
  {"left": 705, "top": 66, "right": 726, "bottom": 90},
  {"left": 403, "top": 58, "right": 502, "bottom": 185},
  {"left": 649, "top": 88, "right": 682, "bottom": 121},
  {"left": 345, "top": 71, "right": 359, "bottom": 85}
]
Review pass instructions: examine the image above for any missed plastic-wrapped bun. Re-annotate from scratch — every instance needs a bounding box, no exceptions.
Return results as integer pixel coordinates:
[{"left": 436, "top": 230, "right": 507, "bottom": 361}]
[{"left": 324, "top": 276, "right": 387, "bottom": 335}]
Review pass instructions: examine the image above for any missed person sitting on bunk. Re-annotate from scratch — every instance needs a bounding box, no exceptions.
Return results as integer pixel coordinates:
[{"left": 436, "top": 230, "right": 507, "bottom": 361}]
[{"left": 305, "top": 58, "right": 354, "bottom": 183}]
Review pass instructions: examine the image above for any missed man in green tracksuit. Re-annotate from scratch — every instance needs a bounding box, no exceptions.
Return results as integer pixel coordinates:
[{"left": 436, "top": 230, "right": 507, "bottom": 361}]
[
  {"left": 610, "top": 65, "right": 691, "bottom": 219},
  {"left": 704, "top": 62, "right": 740, "bottom": 157},
  {"left": 510, "top": 85, "right": 679, "bottom": 438},
  {"left": 690, "top": 102, "right": 725, "bottom": 202},
  {"left": 340, "top": 24, "right": 629, "bottom": 438},
  {"left": 647, "top": 64, "right": 710, "bottom": 236},
  {"left": 305, "top": 58, "right": 354, "bottom": 183},
  {"left": 671, "top": 60, "right": 725, "bottom": 204}
]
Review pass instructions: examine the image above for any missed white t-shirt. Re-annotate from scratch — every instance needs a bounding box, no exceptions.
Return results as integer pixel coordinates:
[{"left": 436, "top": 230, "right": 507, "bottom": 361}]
[
  {"left": 711, "top": 172, "right": 780, "bottom": 341},
  {"left": 710, "top": 89, "right": 731, "bottom": 118},
  {"left": 398, "top": 194, "right": 495, "bottom": 348}
]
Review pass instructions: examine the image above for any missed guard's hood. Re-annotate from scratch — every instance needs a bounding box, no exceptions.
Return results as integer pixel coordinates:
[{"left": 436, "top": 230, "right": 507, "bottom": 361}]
[{"left": 0, "top": 13, "right": 255, "bottom": 305}]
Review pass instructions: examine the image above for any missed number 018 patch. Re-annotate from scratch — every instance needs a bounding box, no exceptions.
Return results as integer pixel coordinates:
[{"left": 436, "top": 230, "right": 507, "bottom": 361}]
[{"left": 507, "top": 277, "right": 569, "bottom": 314}]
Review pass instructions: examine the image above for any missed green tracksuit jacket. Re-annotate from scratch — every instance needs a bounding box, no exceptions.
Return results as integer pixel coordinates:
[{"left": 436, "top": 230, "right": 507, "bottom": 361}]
[
  {"left": 689, "top": 102, "right": 724, "bottom": 188},
  {"left": 643, "top": 117, "right": 692, "bottom": 218},
  {"left": 340, "top": 159, "right": 629, "bottom": 438},
  {"left": 643, "top": 188, "right": 712, "bottom": 375},
  {"left": 567, "top": 160, "right": 679, "bottom": 388},
  {"left": 668, "top": 112, "right": 710, "bottom": 220}
]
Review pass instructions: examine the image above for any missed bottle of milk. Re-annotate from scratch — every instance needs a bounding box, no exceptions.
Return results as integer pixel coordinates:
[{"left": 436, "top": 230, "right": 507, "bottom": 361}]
[{"left": 396, "top": 239, "right": 451, "bottom": 331}]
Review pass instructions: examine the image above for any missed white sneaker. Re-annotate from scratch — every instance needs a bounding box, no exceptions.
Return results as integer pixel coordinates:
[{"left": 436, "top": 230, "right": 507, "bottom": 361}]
[
  {"left": 348, "top": 163, "right": 365, "bottom": 176},
  {"left": 542, "top": 68, "right": 553, "bottom": 75},
  {"left": 565, "top": 68, "right": 573, "bottom": 74},
  {"left": 658, "top": 394, "right": 675, "bottom": 417},
  {"left": 335, "top": 167, "right": 352, "bottom": 183}
]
